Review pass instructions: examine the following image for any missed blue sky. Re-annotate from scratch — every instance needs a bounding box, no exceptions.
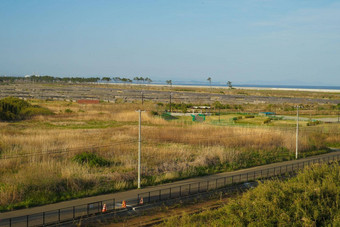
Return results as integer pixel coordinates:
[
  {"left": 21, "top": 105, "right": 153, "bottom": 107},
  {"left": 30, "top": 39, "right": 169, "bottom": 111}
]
[{"left": 1, "top": 0, "right": 339, "bottom": 85}]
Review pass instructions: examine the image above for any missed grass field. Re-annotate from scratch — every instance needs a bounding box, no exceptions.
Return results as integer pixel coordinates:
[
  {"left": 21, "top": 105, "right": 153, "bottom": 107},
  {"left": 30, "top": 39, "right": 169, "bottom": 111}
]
[
  {"left": 0, "top": 95, "right": 339, "bottom": 211},
  {"left": 162, "top": 163, "right": 340, "bottom": 226}
]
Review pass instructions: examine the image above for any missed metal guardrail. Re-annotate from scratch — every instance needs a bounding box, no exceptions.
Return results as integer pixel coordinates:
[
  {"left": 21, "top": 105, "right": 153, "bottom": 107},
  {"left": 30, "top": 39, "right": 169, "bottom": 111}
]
[
  {"left": 137, "top": 153, "right": 340, "bottom": 205},
  {"left": 0, "top": 199, "right": 115, "bottom": 227},
  {"left": 1, "top": 153, "right": 339, "bottom": 227}
]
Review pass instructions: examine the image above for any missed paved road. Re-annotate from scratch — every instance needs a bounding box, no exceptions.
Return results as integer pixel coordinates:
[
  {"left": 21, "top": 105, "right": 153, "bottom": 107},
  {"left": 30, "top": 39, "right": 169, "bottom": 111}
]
[
  {"left": 1, "top": 148, "right": 339, "bottom": 222},
  {"left": 279, "top": 115, "right": 339, "bottom": 123}
]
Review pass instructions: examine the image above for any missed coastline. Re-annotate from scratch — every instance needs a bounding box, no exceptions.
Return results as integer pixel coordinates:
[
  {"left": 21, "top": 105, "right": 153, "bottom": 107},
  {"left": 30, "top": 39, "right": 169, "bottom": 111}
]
[{"left": 104, "top": 83, "right": 340, "bottom": 93}]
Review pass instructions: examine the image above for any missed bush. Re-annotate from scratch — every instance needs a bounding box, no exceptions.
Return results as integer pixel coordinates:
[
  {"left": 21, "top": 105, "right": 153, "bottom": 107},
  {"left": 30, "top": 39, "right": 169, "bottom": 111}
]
[
  {"left": 244, "top": 115, "right": 255, "bottom": 118},
  {"left": 307, "top": 120, "right": 321, "bottom": 126},
  {"left": 64, "top": 108, "right": 73, "bottom": 113},
  {"left": 0, "top": 97, "right": 53, "bottom": 121},
  {"left": 72, "top": 152, "right": 111, "bottom": 167},
  {"left": 151, "top": 111, "right": 159, "bottom": 116},
  {"left": 164, "top": 164, "right": 340, "bottom": 226},
  {"left": 263, "top": 118, "right": 271, "bottom": 124}
]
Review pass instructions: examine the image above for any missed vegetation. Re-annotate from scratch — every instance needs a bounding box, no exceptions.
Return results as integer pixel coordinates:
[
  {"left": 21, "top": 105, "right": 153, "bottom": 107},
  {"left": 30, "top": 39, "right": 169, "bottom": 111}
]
[
  {"left": 0, "top": 85, "right": 338, "bottom": 212},
  {"left": 162, "top": 163, "right": 340, "bottom": 226},
  {"left": 0, "top": 97, "right": 53, "bottom": 121},
  {"left": 72, "top": 152, "right": 111, "bottom": 167}
]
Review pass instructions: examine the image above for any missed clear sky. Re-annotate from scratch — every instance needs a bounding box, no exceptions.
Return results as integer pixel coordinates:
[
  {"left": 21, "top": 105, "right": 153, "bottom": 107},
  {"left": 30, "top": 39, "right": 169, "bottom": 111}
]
[{"left": 1, "top": 0, "right": 340, "bottom": 85}]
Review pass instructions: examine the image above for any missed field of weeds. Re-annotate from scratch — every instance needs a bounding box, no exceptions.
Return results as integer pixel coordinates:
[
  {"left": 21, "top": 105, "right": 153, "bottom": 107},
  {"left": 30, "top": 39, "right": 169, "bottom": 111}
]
[
  {"left": 0, "top": 99, "right": 339, "bottom": 211},
  {"left": 162, "top": 163, "right": 340, "bottom": 226}
]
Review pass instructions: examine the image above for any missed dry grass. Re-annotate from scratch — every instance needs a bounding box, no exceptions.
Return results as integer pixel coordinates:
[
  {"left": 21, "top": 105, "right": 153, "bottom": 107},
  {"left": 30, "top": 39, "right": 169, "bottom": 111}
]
[{"left": 0, "top": 99, "right": 336, "bottom": 211}]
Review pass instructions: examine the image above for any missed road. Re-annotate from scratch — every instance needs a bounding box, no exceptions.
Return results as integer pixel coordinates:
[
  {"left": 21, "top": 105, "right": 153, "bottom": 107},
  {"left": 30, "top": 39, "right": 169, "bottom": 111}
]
[
  {"left": 279, "top": 115, "right": 339, "bottom": 123},
  {"left": 1, "top": 149, "right": 339, "bottom": 226}
]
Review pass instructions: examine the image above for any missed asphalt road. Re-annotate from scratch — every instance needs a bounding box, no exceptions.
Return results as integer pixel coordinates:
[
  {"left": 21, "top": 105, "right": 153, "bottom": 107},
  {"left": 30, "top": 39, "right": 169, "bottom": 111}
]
[
  {"left": 279, "top": 115, "right": 339, "bottom": 123},
  {"left": 1, "top": 149, "right": 339, "bottom": 224}
]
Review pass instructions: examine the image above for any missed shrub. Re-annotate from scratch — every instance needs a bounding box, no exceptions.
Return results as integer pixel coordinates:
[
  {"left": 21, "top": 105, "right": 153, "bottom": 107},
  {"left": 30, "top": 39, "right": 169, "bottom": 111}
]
[
  {"left": 307, "top": 120, "right": 321, "bottom": 126},
  {"left": 72, "top": 152, "right": 111, "bottom": 167},
  {"left": 163, "top": 164, "right": 340, "bottom": 226},
  {"left": 244, "top": 115, "right": 255, "bottom": 118},
  {"left": 151, "top": 111, "right": 159, "bottom": 116},
  {"left": 0, "top": 97, "right": 53, "bottom": 121},
  {"left": 263, "top": 118, "right": 271, "bottom": 124},
  {"left": 64, "top": 108, "right": 73, "bottom": 113}
]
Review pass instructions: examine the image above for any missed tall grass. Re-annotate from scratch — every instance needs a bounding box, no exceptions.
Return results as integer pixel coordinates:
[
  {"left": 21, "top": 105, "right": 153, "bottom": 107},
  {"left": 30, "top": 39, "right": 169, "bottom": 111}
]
[
  {"left": 0, "top": 100, "right": 335, "bottom": 211},
  {"left": 162, "top": 164, "right": 340, "bottom": 226}
]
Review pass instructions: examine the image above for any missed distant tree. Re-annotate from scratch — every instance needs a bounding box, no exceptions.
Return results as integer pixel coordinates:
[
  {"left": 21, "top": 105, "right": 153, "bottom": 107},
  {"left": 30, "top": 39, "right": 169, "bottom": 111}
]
[
  {"left": 166, "top": 80, "right": 172, "bottom": 87},
  {"left": 145, "top": 77, "right": 152, "bottom": 84},
  {"left": 101, "top": 77, "right": 111, "bottom": 82},
  {"left": 140, "top": 77, "right": 145, "bottom": 84},
  {"left": 227, "top": 81, "right": 233, "bottom": 89},
  {"left": 133, "top": 77, "right": 140, "bottom": 84},
  {"left": 207, "top": 77, "right": 212, "bottom": 89},
  {"left": 113, "top": 77, "right": 122, "bottom": 83}
]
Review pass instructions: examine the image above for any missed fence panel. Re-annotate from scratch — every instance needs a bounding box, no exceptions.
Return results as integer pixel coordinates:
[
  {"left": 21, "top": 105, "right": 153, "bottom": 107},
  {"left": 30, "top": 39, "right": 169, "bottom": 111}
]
[
  {"left": 180, "top": 184, "right": 191, "bottom": 197},
  {"left": 60, "top": 207, "right": 74, "bottom": 222},
  {"left": 160, "top": 188, "right": 171, "bottom": 200},
  {"left": 28, "top": 213, "right": 43, "bottom": 227},
  {"left": 44, "top": 209, "right": 59, "bottom": 225}
]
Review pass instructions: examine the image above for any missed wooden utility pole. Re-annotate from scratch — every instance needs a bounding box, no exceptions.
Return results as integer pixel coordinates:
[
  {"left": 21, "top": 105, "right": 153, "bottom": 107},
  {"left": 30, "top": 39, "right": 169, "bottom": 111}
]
[{"left": 296, "top": 105, "right": 299, "bottom": 159}]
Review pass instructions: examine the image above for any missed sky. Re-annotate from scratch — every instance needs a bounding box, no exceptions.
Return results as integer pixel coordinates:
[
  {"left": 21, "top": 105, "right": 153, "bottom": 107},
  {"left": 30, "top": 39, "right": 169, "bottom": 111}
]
[{"left": 1, "top": 0, "right": 340, "bottom": 85}]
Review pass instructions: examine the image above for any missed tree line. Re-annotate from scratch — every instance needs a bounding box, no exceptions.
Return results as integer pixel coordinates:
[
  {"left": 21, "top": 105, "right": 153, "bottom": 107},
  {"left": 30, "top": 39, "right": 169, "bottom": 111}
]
[{"left": 0, "top": 75, "right": 153, "bottom": 84}]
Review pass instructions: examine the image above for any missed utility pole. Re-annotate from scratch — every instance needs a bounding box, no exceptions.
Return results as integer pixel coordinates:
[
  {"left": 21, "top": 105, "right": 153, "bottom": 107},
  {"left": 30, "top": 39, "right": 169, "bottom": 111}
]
[
  {"left": 137, "top": 110, "right": 142, "bottom": 189},
  {"left": 169, "top": 92, "right": 172, "bottom": 113},
  {"left": 296, "top": 105, "right": 299, "bottom": 159},
  {"left": 219, "top": 107, "right": 220, "bottom": 123},
  {"left": 141, "top": 91, "right": 144, "bottom": 105}
]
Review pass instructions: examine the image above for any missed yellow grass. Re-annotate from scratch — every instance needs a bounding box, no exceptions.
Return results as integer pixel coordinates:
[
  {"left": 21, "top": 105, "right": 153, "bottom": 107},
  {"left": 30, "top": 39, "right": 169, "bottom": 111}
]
[{"left": 0, "top": 99, "right": 336, "bottom": 211}]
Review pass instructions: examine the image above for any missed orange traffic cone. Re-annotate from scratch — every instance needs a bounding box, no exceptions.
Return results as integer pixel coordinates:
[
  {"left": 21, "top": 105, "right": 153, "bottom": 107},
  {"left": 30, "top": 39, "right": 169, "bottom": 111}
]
[
  {"left": 122, "top": 200, "right": 127, "bottom": 208},
  {"left": 139, "top": 197, "right": 143, "bottom": 205},
  {"left": 102, "top": 203, "right": 107, "bottom": 212}
]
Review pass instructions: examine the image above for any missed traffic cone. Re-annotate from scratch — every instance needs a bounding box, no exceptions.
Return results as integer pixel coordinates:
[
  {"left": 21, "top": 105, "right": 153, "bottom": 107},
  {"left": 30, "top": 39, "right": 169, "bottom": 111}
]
[
  {"left": 122, "top": 200, "right": 127, "bottom": 208},
  {"left": 102, "top": 203, "right": 107, "bottom": 212},
  {"left": 139, "top": 197, "right": 143, "bottom": 205}
]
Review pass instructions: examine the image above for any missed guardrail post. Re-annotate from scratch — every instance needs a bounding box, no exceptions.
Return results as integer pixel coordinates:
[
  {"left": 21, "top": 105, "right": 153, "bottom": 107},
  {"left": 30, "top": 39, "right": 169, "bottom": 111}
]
[
  {"left": 207, "top": 180, "right": 209, "bottom": 191},
  {"left": 26, "top": 215, "right": 28, "bottom": 227},
  {"left": 216, "top": 179, "right": 218, "bottom": 189},
  {"left": 58, "top": 209, "right": 61, "bottom": 222},
  {"left": 246, "top": 173, "right": 248, "bottom": 181},
  {"left": 253, "top": 171, "right": 255, "bottom": 180},
  {"left": 170, "top": 188, "right": 172, "bottom": 199},
  {"left": 198, "top": 182, "right": 201, "bottom": 192},
  {"left": 180, "top": 186, "right": 182, "bottom": 197},
  {"left": 231, "top": 176, "right": 233, "bottom": 184},
  {"left": 9, "top": 218, "right": 11, "bottom": 227},
  {"left": 73, "top": 206, "right": 75, "bottom": 219},
  {"left": 189, "top": 184, "right": 191, "bottom": 194},
  {"left": 159, "top": 190, "right": 161, "bottom": 201},
  {"left": 224, "top": 177, "right": 226, "bottom": 186},
  {"left": 87, "top": 204, "right": 89, "bottom": 216},
  {"left": 149, "top": 192, "right": 151, "bottom": 203},
  {"left": 43, "top": 212, "right": 45, "bottom": 225}
]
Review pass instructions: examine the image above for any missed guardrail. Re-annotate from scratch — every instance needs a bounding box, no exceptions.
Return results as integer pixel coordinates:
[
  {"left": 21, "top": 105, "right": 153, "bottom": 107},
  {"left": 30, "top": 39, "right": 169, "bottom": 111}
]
[
  {"left": 1, "top": 152, "right": 339, "bottom": 227},
  {"left": 137, "top": 153, "right": 340, "bottom": 205},
  {"left": 0, "top": 199, "right": 115, "bottom": 227}
]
